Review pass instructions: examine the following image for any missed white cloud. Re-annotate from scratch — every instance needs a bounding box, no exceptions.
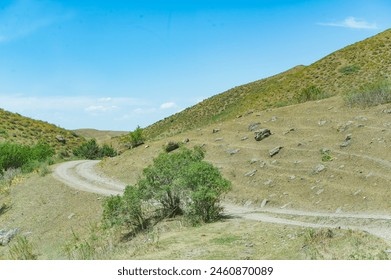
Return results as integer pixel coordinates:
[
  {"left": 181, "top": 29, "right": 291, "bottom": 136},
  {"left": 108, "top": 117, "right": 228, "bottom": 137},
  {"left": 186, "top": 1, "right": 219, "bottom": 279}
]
[
  {"left": 318, "top": 17, "right": 378, "bottom": 30},
  {"left": 160, "top": 102, "right": 177, "bottom": 109},
  {"left": 84, "top": 105, "right": 118, "bottom": 112}
]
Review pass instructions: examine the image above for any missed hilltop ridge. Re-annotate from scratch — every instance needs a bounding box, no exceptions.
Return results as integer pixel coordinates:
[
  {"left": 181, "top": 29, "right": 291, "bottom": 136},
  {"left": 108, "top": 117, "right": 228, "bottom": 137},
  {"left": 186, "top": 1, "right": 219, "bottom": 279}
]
[{"left": 144, "top": 28, "right": 391, "bottom": 139}]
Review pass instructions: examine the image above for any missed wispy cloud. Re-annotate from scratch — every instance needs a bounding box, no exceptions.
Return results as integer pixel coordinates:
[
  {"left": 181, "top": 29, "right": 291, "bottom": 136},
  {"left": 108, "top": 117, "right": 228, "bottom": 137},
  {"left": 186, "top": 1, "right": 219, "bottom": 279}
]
[
  {"left": 160, "top": 102, "right": 178, "bottom": 109},
  {"left": 318, "top": 17, "right": 378, "bottom": 30},
  {"left": 0, "top": 0, "right": 74, "bottom": 43}
]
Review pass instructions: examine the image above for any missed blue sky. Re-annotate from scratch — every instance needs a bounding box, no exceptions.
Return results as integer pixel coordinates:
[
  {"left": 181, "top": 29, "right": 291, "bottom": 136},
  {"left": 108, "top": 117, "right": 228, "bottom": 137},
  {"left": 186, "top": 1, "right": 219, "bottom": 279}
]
[{"left": 1, "top": 0, "right": 390, "bottom": 131}]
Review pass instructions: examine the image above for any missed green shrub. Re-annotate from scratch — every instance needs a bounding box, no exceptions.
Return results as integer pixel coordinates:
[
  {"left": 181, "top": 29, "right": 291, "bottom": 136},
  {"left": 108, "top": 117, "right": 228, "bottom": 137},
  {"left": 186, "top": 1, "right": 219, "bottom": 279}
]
[
  {"left": 73, "top": 139, "right": 118, "bottom": 159},
  {"left": 182, "top": 161, "right": 231, "bottom": 224},
  {"left": 295, "top": 85, "right": 331, "bottom": 103},
  {"left": 104, "top": 147, "right": 231, "bottom": 234},
  {"left": 344, "top": 79, "right": 391, "bottom": 107},
  {"left": 128, "top": 126, "right": 145, "bottom": 148},
  {"left": 138, "top": 146, "right": 206, "bottom": 218},
  {"left": 73, "top": 139, "right": 101, "bottom": 159},
  {"left": 99, "top": 144, "right": 117, "bottom": 158},
  {"left": 0, "top": 142, "right": 53, "bottom": 173}
]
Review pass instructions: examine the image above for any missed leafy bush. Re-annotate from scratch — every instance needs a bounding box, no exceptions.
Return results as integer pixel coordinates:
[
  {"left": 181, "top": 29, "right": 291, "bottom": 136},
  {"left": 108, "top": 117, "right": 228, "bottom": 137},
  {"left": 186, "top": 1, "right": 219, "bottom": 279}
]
[
  {"left": 99, "top": 144, "right": 117, "bottom": 158},
  {"left": 73, "top": 139, "right": 117, "bottom": 159},
  {"left": 73, "top": 139, "right": 101, "bottom": 159},
  {"left": 0, "top": 142, "right": 54, "bottom": 174},
  {"left": 138, "top": 146, "right": 206, "bottom": 218},
  {"left": 128, "top": 126, "right": 145, "bottom": 148},
  {"left": 295, "top": 85, "right": 331, "bottom": 103},
  {"left": 103, "top": 147, "right": 231, "bottom": 234},
  {"left": 344, "top": 79, "right": 391, "bottom": 107}
]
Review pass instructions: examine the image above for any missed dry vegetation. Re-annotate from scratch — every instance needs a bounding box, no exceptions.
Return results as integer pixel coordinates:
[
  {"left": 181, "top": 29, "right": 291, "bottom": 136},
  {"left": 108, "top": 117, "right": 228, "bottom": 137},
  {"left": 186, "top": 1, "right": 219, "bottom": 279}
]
[
  {"left": 143, "top": 28, "right": 391, "bottom": 139},
  {"left": 0, "top": 109, "right": 85, "bottom": 154}
]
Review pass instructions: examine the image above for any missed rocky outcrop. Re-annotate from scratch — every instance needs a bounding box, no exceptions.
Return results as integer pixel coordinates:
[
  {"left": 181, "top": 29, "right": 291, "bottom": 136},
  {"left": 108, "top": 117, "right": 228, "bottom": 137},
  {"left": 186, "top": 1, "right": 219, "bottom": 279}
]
[
  {"left": 269, "top": 146, "right": 283, "bottom": 157},
  {"left": 254, "top": 128, "right": 271, "bottom": 141}
]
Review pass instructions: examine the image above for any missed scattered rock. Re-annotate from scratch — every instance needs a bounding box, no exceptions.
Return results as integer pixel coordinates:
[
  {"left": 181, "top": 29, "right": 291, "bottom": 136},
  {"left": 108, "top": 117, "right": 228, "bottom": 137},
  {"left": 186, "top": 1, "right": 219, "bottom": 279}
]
[
  {"left": 254, "top": 128, "right": 271, "bottom": 141},
  {"left": 259, "top": 161, "right": 266, "bottom": 168},
  {"left": 227, "top": 148, "right": 240, "bottom": 155},
  {"left": 340, "top": 134, "right": 352, "bottom": 147},
  {"left": 67, "top": 213, "right": 75, "bottom": 219},
  {"left": 241, "top": 136, "right": 249, "bottom": 141},
  {"left": 145, "top": 145, "right": 150, "bottom": 148},
  {"left": 269, "top": 146, "right": 283, "bottom": 157},
  {"left": 55, "top": 135, "right": 66, "bottom": 144},
  {"left": 260, "top": 199, "right": 269, "bottom": 208},
  {"left": 165, "top": 141, "right": 179, "bottom": 152},
  {"left": 383, "top": 109, "right": 391, "bottom": 114},
  {"left": 183, "top": 138, "right": 190, "bottom": 143},
  {"left": 318, "top": 120, "right": 327, "bottom": 126},
  {"left": 320, "top": 148, "right": 331, "bottom": 154},
  {"left": 280, "top": 203, "right": 291, "bottom": 209},
  {"left": 288, "top": 175, "right": 296, "bottom": 180},
  {"left": 244, "top": 200, "right": 252, "bottom": 207},
  {"left": 313, "top": 164, "right": 326, "bottom": 174},
  {"left": 264, "top": 179, "right": 273, "bottom": 186},
  {"left": 250, "top": 159, "right": 258, "bottom": 164},
  {"left": 335, "top": 207, "right": 343, "bottom": 214},
  {"left": 0, "top": 228, "right": 19, "bottom": 246},
  {"left": 353, "top": 189, "right": 362, "bottom": 196},
  {"left": 337, "top": 121, "right": 354, "bottom": 132},
  {"left": 270, "top": 116, "right": 278, "bottom": 122},
  {"left": 212, "top": 128, "right": 220, "bottom": 133},
  {"left": 316, "top": 189, "right": 324, "bottom": 195},
  {"left": 215, "top": 138, "right": 223, "bottom": 142},
  {"left": 355, "top": 116, "right": 368, "bottom": 121},
  {"left": 244, "top": 170, "right": 257, "bottom": 177},
  {"left": 248, "top": 122, "right": 261, "bottom": 131},
  {"left": 236, "top": 114, "right": 243, "bottom": 118},
  {"left": 385, "top": 249, "right": 391, "bottom": 254},
  {"left": 283, "top": 128, "right": 295, "bottom": 135}
]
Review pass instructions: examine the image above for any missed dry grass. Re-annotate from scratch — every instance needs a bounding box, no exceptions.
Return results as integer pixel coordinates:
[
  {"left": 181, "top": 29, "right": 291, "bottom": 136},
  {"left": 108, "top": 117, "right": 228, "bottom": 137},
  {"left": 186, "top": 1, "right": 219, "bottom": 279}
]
[
  {"left": 143, "top": 28, "right": 391, "bottom": 140},
  {"left": 0, "top": 108, "right": 85, "bottom": 154}
]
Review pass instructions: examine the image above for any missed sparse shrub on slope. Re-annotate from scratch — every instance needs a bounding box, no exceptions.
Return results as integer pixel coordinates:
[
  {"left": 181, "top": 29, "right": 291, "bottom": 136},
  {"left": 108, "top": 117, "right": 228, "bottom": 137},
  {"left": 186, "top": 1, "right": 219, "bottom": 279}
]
[
  {"left": 344, "top": 79, "right": 391, "bottom": 107},
  {"left": 127, "top": 126, "right": 145, "bottom": 148},
  {"left": 295, "top": 85, "right": 332, "bottom": 103}
]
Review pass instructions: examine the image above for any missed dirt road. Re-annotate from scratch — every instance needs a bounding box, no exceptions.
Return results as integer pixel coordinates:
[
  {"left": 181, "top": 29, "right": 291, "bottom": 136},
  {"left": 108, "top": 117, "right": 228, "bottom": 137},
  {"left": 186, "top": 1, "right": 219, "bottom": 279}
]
[{"left": 53, "top": 160, "right": 391, "bottom": 241}]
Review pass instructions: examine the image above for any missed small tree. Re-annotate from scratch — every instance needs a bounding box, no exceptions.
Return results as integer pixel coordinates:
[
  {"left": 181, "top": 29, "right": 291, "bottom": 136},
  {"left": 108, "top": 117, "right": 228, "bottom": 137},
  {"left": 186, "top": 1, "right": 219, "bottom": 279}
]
[
  {"left": 128, "top": 126, "right": 145, "bottom": 148},
  {"left": 182, "top": 161, "right": 231, "bottom": 224},
  {"left": 138, "top": 146, "right": 205, "bottom": 218}
]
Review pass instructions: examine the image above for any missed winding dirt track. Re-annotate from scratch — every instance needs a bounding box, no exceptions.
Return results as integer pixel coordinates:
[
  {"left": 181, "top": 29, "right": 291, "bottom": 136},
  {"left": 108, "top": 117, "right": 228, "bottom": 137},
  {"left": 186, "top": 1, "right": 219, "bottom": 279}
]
[{"left": 53, "top": 160, "right": 391, "bottom": 241}]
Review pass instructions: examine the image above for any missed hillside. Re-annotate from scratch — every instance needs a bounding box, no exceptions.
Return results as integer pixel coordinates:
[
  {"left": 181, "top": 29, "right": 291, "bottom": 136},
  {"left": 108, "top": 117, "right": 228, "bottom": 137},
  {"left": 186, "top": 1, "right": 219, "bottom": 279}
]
[
  {"left": 73, "top": 129, "right": 128, "bottom": 144},
  {"left": 144, "top": 28, "right": 391, "bottom": 139},
  {"left": 0, "top": 108, "right": 85, "bottom": 154}
]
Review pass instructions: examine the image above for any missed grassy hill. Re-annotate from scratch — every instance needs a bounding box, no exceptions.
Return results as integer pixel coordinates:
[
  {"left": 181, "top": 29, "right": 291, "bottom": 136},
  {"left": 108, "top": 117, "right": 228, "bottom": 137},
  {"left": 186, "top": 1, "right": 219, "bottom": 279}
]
[
  {"left": 0, "top": 108, "right": 85, "bottom": 154},
  {"left": 144, "top": 28, "right": 391, "bottom": 139}
]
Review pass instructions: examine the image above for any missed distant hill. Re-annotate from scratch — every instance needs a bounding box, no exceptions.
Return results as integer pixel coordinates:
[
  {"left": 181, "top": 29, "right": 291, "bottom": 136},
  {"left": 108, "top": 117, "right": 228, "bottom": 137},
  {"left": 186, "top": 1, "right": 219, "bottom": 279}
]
[
  {"left": 144, "top": 28, "right": 391, "bottom": 139},
  {"left": 0, "top": 108, "right": 85, "bottom": 153},
  {"left": 73, "top": 128, "right": 128, "bottom": 144}
]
